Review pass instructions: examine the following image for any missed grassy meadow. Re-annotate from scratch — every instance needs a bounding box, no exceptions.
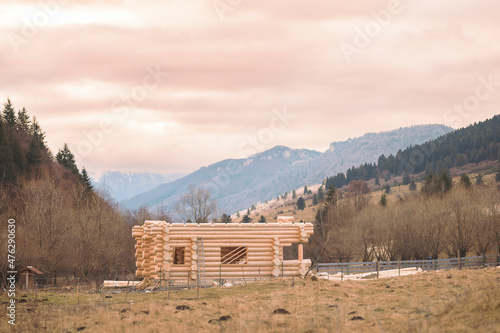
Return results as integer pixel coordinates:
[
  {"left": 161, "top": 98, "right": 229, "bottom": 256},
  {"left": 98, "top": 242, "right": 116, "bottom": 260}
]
[{"left": 1, "top": 267, "right": 499, "bottom": 332}]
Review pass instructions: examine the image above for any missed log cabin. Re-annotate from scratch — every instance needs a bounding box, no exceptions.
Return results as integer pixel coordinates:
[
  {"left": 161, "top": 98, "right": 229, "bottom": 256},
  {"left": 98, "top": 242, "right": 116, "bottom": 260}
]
[{"left": 132, "top": 216, "right": 314, "bottom": 282}]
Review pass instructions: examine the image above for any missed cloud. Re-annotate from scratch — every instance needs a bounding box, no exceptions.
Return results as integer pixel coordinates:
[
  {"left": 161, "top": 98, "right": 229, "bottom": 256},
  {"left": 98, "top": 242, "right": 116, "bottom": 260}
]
[{"left": 0, "top": 0, "right": 499, "bottom": 174}]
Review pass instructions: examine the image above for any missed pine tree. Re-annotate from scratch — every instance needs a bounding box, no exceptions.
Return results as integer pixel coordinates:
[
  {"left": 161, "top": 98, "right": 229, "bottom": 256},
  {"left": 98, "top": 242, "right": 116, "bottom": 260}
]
[
  {"left": 375, "top": 175, "right": 380, "bottom": 185},
  {"left": 292, "top": 189, "right": 296, "bottom": 199},
  {"left": 284, "top": 192, "right": 288, "bottom": 200},
  {"left": 421, "top": 171, "right": 435, "bottom": 197},
  {"left": 317, "top": 186, "right": 324, "bottom": 201},
  {"left": 303, "top": 185, "right": 308, "bottom": 195},
  {"left": 384, "top": 172, "right": 391, "bottom": 182},
  {"left": 11, "top": 135, "right": 26, "bottom": 173},
  {"left": 259, "top": 215, "right": 266, "bottom": 223},
  {"left": 247, "top": 208, "right": 250, "bottom": 215},
  {"left": 16, "top": 107, "right": 30, "bottom": 133},
  {"left": 460, "top": 174, "right": 471, "bottom": 189},
  {"left": 242, "top": 215, "right": 251, "bottom": 223},
  {"left": 236, "top": 211, "right": 240, "bottom": 218},
  {"left": 251, "top": 204, "right": 256, "bottom": 211},
  {"left": 220, "top": 214, "right": 232, "bottom": 223},
  {"left": 26, "top": 138, "right": 42, "bottom": 171},
  {"left": 312, "top": 193, "right": 318, "bottom": 205},
  {"left": 80, "top": 167, "right": 93, "bottom": 193},
  {"left": 2, "top": 98, "right": 16, "bottom": 126},
  {"left": 409, "top": 179, "right": 417, "bottom": 191},
  {"left": 56, "top": 143, "right": 79, "bottom": 174},
  {"left": 384, "top": 184, "right": 391, "bottom": 194},
  {"left": 402, "top": 172, "right": 411, "bottom": 185},
  {"left": 439, "top": 170, "right": 453, "bottom": 195},
  {"left": 0, "top": 127, "right": 16, "bottom": 183},
  {"left": 30, "top": 116, "right": 46, "bottom": 147},
  {"left": 297, "top": 197, "right": 306, "bottom": 210},
  {"left": 324, "top": 186, "right": 337, "bottom": 206},
  {"left": 380, "top": 194, "right": 387, "bottom": 207}
]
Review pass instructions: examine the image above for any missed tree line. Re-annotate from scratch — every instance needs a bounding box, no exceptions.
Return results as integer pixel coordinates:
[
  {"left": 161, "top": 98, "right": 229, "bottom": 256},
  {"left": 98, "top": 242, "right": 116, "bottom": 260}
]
[{"left": 305, "top": 178, "right": 500, "bottom": 263}]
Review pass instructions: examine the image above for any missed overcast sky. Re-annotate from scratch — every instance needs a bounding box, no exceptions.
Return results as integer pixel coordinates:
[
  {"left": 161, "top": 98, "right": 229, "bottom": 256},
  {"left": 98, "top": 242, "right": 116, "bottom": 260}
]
[{"left": 1, "top": 0, "right": 499, "bottom": 176}]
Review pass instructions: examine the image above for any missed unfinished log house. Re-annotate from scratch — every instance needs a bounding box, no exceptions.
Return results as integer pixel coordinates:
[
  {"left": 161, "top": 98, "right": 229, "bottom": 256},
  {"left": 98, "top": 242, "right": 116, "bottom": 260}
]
[{"left": 132, "top": 217, "right": 314, "bottom": 282}]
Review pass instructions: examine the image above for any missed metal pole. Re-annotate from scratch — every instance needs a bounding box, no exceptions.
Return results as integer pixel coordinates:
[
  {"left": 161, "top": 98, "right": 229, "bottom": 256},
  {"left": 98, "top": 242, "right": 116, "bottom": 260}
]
[
  {"left": 168, "top": 280, "right": 171, "bottom": 300},
  {"left": 197, "top": 273, "right": 200, "bottom": 300}
]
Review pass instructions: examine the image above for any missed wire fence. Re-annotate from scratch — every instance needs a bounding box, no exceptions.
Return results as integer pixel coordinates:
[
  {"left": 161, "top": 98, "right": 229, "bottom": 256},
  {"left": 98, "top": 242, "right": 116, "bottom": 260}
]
[{"left": 316, "top": 255, "right": 499, "bottom": 277}]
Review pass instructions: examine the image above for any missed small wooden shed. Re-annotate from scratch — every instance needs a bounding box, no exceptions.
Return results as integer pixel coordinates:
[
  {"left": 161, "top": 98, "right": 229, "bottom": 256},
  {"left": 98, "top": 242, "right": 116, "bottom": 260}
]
[
  {"left": 19, "top": 266, "right": 44, "bottom": 290},
  {"left": 132, "top": 217, "right": 314, "bottom": 281}
]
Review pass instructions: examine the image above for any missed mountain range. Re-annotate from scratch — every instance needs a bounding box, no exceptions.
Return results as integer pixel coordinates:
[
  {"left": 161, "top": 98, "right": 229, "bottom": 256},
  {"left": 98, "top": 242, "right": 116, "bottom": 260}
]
[
  {"left": 93, "top": 171, "right": 186, "bottom": 202},
  {"left": 120, "top": 124, "right": 452, "bottom": 215}
]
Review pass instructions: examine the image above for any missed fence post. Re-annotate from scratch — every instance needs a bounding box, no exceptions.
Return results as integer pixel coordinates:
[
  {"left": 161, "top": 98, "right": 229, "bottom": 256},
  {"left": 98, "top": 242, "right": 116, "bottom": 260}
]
[
  {"left": 457, "top": 249, "right": 461, "bottom": 270},
  {"left": 376, "top": 262, "right": 379, "bottom": 279},
  {"left": 347, "top": 262, "right": 350, "bottom": 275},
  {"left": 398, "top": 260, "right": 401, "bottom": 276},
  {"left": 483, "top": 255, "right": 486, "bottom": 267},
  {"left": 434, "top": 259, "right": 437, "bottom": 271},
  {"left": 341, "top": 262, "right": 343, "bottom": 282}
]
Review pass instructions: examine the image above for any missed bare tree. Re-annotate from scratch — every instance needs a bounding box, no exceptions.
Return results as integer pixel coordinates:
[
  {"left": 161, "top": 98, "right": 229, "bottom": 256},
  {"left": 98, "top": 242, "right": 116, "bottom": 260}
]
[
  {"left": 346, "top": 180, "right": 370, "bottom": 213},
  {"left": 174, "top": 185, "right": 218, "bottom": 223},
  {"left": 444, "top": 188, "right": 476, "bottom": 257}
]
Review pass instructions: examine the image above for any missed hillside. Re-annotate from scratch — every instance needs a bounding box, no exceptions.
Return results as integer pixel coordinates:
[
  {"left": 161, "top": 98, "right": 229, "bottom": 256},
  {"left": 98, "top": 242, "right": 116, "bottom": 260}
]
[
  {"left": 246, "top": 165, "right": 499, "bottom": 224},
  {"left": 0, "top": 98, "right": 137, "bottom": 287},
  {"left": 121, "top": 125, "right": 452, "bottom": 215},
  {"left": 93, "top": 171, "right": 186, "bottom": 202}
]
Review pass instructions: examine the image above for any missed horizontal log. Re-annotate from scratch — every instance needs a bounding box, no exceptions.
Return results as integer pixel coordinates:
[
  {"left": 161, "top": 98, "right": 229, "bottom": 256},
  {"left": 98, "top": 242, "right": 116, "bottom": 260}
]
[
  {"left": 163, "top": 222, "right": 313, "bottom": 229},
  {"left": 169, "top": 231, "right": 305, "bottom": 236},
  {"left": 163, "top": 265, "right": 302, "bottom": 273},
  {"left": 164, "top": 271, "right": 301, "bottom": 278},
  {"left": 164, "top": 242, "right": 273, "bottom": 248}
]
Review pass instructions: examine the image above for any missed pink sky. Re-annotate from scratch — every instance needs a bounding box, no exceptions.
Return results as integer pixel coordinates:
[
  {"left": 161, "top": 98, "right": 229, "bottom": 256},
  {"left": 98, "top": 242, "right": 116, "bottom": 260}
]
[{"left": 1, "top": 0, "right": 499, "bottom": 176}]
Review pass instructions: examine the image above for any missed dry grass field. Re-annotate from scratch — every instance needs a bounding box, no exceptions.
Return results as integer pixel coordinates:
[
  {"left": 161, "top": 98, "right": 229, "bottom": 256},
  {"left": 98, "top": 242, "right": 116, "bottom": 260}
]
[{"left": 1, "top": 267, "right": 499, "bottom": 333}]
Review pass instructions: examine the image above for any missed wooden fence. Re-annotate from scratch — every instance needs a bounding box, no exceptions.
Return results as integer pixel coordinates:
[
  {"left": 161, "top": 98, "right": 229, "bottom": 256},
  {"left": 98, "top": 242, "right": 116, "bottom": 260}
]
[{"left": 316, "top": 255, "right": 499, "bottom": 276}]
